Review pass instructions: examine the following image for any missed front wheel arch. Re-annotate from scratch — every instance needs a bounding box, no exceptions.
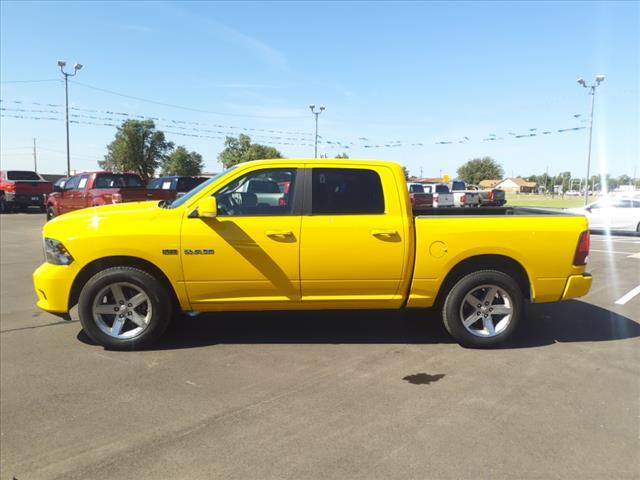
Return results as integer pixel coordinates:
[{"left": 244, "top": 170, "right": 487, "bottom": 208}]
[{"left": 68, "top": 256, "right": 180, "bottom": 313}]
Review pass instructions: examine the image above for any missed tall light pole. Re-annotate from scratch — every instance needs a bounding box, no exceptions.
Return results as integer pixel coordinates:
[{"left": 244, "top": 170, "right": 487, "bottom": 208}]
[
  {"left": 309, "top": 104, "right": 325, "bottom": 158},
  {"left": 577, "top": 75, "right": 605, "bottom": 205},
  {"left": 58, "top": 60, "right": 83, "bottom": 176}
]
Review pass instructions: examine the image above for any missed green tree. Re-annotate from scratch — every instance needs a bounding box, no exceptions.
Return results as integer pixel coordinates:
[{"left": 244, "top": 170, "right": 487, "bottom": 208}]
[
  {"left": 100, "top": 119, "right": 173, "bottom": 182},
  {"left": 217, "top": 134, "right": 283, "bottom": 169},
  {"left": 457, "top": 157, "right": 504, "bottom": 185},
  {"left": 161, "top": 146, "right": 204, "bottom": 176},
  {"left": 335, "top": 153, "right": 349, "bottom": 159},
  {"left": 402, "top": 166, "right": 410, "bottom": 180}
]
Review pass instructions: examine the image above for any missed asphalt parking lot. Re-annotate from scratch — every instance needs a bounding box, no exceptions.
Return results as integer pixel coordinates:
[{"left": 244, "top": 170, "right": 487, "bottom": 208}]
[{"left": 1, "top": 213, "right": 639, "bottom": 480}]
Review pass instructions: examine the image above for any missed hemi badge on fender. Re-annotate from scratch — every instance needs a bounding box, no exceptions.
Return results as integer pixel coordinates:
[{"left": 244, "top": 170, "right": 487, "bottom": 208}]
[
  {"left": 184, "top": 249, "right": 215, "bottom": 255},
  {"left": 162, "top": 249, "right": 178, "bottom": 255}
]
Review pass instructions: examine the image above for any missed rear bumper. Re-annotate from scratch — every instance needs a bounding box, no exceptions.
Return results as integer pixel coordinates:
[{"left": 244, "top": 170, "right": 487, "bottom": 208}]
[
  {"left": 561, "top": 273, "right": 592, "bottom": 300},
  {"left": 33, "top": 262, "right": 79, "bottom": 314},
  {"left": 3, "top": 192, "right": 47, "bottom": 206}
]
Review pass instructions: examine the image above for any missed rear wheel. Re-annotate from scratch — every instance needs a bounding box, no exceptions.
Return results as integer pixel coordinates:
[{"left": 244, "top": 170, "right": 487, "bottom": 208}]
[
  {"left": 442, "top": 270, "right": 523, "bottom": 348},
  {"left": 78, "top": 267, "right": 173, "bottom": 350}
]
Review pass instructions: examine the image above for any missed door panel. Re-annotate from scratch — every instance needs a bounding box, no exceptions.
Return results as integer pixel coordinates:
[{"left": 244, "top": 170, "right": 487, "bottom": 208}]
[
  {"left": 300, "top": 166, "right": 406, "bottom": 304},
  {"left": 181, "top": 167, "right": 302, "bottom": 309},
  {"left": 181, "top": 216, "right": 302, "bottom": 306}
]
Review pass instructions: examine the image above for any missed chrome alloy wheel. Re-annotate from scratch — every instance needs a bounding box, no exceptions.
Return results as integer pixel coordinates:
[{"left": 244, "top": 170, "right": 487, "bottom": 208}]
[
  {"left": 459, "top": 284, "right": 513, "bottom": 338},
  {"left": 92, "top": 282, "right": 152, "bottom": 339}
]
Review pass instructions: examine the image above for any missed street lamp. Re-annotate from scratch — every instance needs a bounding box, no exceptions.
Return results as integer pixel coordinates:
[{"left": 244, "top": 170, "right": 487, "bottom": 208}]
[
  {"left": 576, "top": 74, "right": 605, "bottom": 205},
  {"left": 309, "top": 104, "right": 325, "bottom": 158},
  {"left": 58, "top": 60, "right": 83, "bottom": 176}
]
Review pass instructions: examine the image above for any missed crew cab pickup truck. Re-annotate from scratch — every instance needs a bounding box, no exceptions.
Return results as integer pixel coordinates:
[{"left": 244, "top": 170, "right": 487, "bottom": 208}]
[
  {"left": 423, "top": 184, "right": 454, "bottom": 207},
  {"left": 407, "top": 183, "right": 433, "bottom": 208},
  {"left": 468, "top": 184, "right": 507, "bottom": 207},
  {"left": 46, "top": 172, "right": 174, "bottom": 220},
  {"left": 33, "top": 159, "right": 592, "bottom": 350},
  {"left": 447, "top": 180, "right": 481, "bottom": 207},
  {"left": 0, "top": 170, "right": 52, "bottom": 212}
]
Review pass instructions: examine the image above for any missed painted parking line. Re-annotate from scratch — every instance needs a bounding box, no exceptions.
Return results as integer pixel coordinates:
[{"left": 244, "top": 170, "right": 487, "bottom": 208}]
[{"left": 614, "top": 285, "right": 640, "bottom": 305}]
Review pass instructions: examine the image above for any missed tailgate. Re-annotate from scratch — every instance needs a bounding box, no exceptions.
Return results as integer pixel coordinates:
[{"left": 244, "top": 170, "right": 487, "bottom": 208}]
[{"left": 13, "top": 181, "right": 53, "bottom": 195}]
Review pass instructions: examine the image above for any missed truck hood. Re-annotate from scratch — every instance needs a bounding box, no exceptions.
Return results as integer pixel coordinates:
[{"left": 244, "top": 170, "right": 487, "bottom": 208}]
[{"left": 44, "top": 201, "right": 162, "bottom": 239}]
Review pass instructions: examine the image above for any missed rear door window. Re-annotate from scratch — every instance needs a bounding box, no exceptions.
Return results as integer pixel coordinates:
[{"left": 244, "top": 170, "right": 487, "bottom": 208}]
[{"left": 311, "top": 168, "right": 384, "bottom": 214}]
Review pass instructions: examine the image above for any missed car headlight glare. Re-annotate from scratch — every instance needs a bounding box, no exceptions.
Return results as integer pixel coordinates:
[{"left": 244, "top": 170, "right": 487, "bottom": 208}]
[{"left": 43, "top": 238, "right": 74, "bottom": 265}]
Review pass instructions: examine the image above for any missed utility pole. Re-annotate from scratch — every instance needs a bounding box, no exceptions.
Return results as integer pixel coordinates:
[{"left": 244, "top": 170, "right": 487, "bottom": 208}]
[
  {"left": 309, "top": 104, "right": 325, "bottom": 158},
  {"left": 32, "top": 138, "right": 37, "bottom": 172},
  {"left": 57, "top": 60, "right": 83, "bottom": 176},
  {"left": 577, "top": 75, "right": 605, "bottom": 205}
]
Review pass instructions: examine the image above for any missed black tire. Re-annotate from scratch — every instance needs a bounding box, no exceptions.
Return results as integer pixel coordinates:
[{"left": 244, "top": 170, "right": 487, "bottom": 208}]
[
  {"left": 40, "top": 205, "right": 47, "bottom": 214},
  {"left": 442, "top": 270, "right": 523, "bottom": 348},
  {"left": 78, "top": 266, "right": 173, "bottom": 350},
  {"left": 46, "top": 206, "right": 56, "bottom": 221},
  {"left": 0, "top": 196, "right": 5, "bottom": 214}
]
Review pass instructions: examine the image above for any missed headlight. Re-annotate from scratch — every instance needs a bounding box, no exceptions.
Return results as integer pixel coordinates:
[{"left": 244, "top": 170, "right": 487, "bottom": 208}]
[{"left": 43, "top": 238, "right": 74, "bottom": 265}]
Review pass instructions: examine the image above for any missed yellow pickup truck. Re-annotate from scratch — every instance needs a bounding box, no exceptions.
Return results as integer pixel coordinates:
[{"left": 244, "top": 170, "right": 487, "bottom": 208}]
[{"left": 33, "top": 159, "right": 592, "bottom": 349}]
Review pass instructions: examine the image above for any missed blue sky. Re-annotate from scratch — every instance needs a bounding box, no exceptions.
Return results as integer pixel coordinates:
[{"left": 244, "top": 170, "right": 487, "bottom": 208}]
[{"left": 1, "top": 1, "right": 638, "bottom": 179}]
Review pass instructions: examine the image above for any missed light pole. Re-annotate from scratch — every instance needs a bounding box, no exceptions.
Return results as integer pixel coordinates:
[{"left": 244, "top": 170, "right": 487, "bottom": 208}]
[
  {"left": 577, "top": 75, "right": 605, "bottom": 205},
  {"left": 58, "top": 60, "right": 83, "bottom": 176},
  {"left": 309, "top": 104, "right": 325, "bottom": 158}
]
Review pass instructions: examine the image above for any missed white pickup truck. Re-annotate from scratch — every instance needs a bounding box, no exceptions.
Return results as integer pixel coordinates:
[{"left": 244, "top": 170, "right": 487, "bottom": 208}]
[
  {"left": 423, "top": 184, "right": 454, "bottom": 207},
  {"left": 448, "top": 180, "right": 481, "bottom": 207}
]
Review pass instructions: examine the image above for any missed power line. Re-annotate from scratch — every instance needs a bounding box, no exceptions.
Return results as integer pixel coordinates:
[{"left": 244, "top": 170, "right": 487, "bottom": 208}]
[
  {"left": 68, "top": 79, "right": 309, "bottom": 119},
  {"left": 0, "top": 79, "right": 60, "bottom": 84}
]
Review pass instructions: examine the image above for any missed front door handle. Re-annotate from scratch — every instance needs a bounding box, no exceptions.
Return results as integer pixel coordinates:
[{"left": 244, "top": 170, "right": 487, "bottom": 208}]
[
  {"left": 265, "top": 230, "right": 294, "bottom": 238},
  {"left": 371, "top": 229, "right": 398, "bottom": 237}
]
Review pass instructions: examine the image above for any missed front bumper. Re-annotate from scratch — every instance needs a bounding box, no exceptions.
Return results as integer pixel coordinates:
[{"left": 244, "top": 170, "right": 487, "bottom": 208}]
[
  {"left": 561, "top": 273, "right": 593, "bottom": 300},
  {"left": 33, "top": 262, "right": 79, "bottom": 314}
]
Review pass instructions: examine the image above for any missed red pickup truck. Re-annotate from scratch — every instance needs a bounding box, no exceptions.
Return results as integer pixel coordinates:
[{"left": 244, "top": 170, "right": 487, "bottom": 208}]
[
  {"left": 45, "top": 172, "right": 174, "bottom": 220},
  {"left": 0, "top": 170, "right": 53, "bottom": 213}
]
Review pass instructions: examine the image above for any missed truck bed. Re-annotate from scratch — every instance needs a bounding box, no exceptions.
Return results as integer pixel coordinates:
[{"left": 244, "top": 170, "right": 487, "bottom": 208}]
[{"left": 413, "top": 206, "right": 569, "bottom": 216}]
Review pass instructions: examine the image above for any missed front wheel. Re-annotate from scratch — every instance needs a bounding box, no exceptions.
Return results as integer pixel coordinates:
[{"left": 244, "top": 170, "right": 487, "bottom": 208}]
[
  {"left": 78, "top": 267, "right": 173, "bottom": 350},
  {"left": 442, "top": 270, "right": 523, "bottom": 348},
  {"left": 46, "top": 206, "right": 56, "bottom": 221}
]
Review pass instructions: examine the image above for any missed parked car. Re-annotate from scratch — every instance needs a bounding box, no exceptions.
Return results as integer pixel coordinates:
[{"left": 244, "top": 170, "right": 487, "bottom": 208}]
[
  {"left": 147, "top": 176, "right": 209, "bottom": 198},
  {"left": 34, "top": 159, "right": 592, "bottom": 350},
  {"left": 407, "top": 183, "right": 433, "bottom": 209},
  {"left": 0, "top": 170, "right": 52, "bottom": 213},
  {"left": 423, "top": 184, "right": 454, "bottom": 207},
  {"left": 566, "top": 197, "right": 640, "bottom": 233},
  {"left": 467, "top": 184, "right": 507, "bottom": 207},
  {"left": 447, "top": 180, "right": 481, "bottom": 207},
  {"left": 46, "top": 172, "right": 175, "bottom": 220}
]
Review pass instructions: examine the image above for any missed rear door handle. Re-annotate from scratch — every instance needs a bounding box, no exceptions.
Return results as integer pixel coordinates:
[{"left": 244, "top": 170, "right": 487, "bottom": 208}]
[
  {"left": 371, "top": 229, "right": 398, "bottom": 237},
  {"left": 265, "top": 230, "right": 294, "bottom": 238}
]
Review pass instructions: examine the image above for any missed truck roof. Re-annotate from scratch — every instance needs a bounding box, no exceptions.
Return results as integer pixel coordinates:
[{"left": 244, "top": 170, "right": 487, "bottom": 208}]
[{"left": 235, "top": 158, "right": 404, "bottom": 169}]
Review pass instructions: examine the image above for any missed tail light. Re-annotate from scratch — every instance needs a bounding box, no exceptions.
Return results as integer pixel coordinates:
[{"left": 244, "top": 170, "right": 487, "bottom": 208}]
[
  {"left": 488, "top": 191, "right": 494, "bottom": 201},
  {"left": 111, "top": 193, "right": 122, "bottom": 204},
  {"left": 573, "top": 231, "right": 590, "bottom": 265},
  {"left": 460, "top": 194, "right": 466, "bottom": 205},
  {"left": 278, "top": 196, "right": 286, "bottom": 207},
  {"left": 4, "top": 182, "right": 15, "bottom": 193}
]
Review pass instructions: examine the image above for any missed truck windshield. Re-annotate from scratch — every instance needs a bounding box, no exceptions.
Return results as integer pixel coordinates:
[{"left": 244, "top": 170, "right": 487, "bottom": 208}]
[
  {"left": 167, "top": 167, "right": 236, "bottom": 209},
  {"left": 6, "top": 171, "right": 42, "bottom": 181}
]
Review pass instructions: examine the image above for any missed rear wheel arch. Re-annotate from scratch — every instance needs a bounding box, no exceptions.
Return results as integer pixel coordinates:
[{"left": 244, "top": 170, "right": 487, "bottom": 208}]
[
  {"left": 436, "top": 254, "right": 532, "bottom": 306},
  {"left": 69, "top": 256, "right": 180, "bottom": 312}
]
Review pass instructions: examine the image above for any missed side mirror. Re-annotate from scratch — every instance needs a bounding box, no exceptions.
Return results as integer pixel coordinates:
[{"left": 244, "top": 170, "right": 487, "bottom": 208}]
[
  {"left": 196, "top": 196, "right": 217, "bottom": 218},
  {"left": 53, "top": 185, "right": 63, "bottom": 193},
  {"left": 585, "top": 206, "right": 592, "bottom": 212}
]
